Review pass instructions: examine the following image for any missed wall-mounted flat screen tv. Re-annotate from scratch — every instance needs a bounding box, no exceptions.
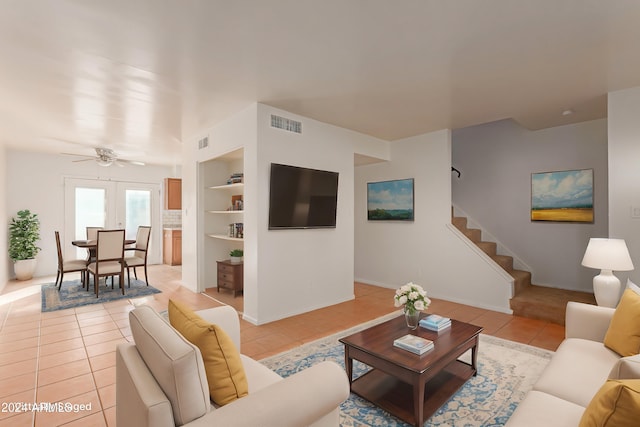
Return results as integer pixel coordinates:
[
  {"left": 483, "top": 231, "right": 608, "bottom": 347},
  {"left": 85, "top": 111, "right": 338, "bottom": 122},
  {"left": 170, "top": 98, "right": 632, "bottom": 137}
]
[{"left": 268, "top": 163, "right": 339, "bottom": 229}]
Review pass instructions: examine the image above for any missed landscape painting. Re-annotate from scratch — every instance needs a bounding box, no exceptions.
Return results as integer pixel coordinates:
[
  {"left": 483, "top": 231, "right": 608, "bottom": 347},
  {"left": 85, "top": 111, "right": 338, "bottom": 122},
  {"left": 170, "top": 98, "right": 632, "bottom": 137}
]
[
  {"left": 531, "top": 169, "right": 593, "bottom": 223},
  {"left": 367, "top": 178, "right": 414, "bottom": 221}
]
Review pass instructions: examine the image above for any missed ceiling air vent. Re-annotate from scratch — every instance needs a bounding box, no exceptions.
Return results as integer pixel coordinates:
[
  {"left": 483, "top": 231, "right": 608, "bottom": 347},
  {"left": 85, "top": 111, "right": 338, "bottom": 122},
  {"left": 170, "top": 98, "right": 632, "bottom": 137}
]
[
  {"left": 271, "top": 114, "right": 302, "bottom": 134},
  {"left": 198, "top": 136, "right": 209, "bottom": 149}
]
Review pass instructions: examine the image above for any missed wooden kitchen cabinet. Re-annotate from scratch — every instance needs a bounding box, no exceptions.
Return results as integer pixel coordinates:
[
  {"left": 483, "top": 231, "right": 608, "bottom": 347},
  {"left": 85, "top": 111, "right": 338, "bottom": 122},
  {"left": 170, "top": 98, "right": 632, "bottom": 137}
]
[
  {"left": 163, "top": 229, "right": 182, "bottom": 265},
  {"left": 164, "top": 178, "right": 182, "bottom": 210}
]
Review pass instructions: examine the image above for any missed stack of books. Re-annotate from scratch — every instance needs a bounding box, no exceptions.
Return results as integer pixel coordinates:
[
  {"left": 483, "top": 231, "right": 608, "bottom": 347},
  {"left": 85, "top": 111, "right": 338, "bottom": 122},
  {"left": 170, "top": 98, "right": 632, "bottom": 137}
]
[
  {"left": 228, "top": 223, "right": 244, "bottom": 239},
  {"left": 419, "top": 314, "right": 452, "bottom": 332},
  {"left": 227, "top": 173, "right": 244, "bottom": 184},
  {"left": 393, "top": 334, "right": 434, "bottom": 355}
]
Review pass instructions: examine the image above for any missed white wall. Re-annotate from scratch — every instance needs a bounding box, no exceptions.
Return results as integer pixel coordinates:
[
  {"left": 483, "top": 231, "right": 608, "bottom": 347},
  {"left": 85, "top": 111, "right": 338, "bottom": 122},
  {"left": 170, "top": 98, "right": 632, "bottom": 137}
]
[
  {"left": 451, "top": 119, "right": 608, "bottom": 292},
  {"left": 608, "top": 86, "right": 640, "bottom": 286},
  {"left": 252, "top": 104, "right": 390, "bottom": 323},
  {"left": 5, "top": 149, "right": 174, "bottom": 279},
  {"left": 355, "top": 130, "right": 512, "bottom": 313},
  {"left": 0, "top": 146, "right": 7, "bottom": 292}
]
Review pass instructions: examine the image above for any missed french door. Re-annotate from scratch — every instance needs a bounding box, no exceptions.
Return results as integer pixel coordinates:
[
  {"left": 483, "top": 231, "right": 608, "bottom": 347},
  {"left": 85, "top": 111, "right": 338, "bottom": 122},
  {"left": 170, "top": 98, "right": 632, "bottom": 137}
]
[{"left": 64, "top": 178, "right": 161, "bottom": 264}]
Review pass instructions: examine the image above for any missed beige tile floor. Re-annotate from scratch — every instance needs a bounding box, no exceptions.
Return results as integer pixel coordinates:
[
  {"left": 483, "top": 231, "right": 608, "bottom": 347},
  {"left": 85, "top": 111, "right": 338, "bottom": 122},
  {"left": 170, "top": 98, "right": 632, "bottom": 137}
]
[{"left": 0, "top": 264, "right": 565, "bottom": 426}]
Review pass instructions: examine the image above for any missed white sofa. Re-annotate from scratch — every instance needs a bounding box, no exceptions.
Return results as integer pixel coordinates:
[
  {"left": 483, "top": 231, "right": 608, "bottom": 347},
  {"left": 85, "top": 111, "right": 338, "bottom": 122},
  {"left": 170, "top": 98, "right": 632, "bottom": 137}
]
[
  {"left": 116, "top": 304, "right": 350, "bottom": 427},
  {"left": 506, "top": 301, "right": 640, "bottom": 426}
]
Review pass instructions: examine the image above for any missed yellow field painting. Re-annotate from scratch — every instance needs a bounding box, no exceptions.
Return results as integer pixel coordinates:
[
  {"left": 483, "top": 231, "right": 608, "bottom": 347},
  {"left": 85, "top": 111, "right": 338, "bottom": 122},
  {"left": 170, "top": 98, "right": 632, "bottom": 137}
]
[{"left": 531, "top": 208, "right": 593, "bottom": 222}]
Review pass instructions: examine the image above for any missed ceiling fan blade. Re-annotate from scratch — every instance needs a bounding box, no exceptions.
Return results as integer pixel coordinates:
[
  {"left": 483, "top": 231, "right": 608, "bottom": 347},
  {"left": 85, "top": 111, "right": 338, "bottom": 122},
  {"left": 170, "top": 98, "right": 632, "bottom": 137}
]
[
  {"left": 72, "top": 158, "right": 94, "bottom": 162},
  {"left": 118, "top": 159, "right": 146, "bottom": 166},
  {"left": 61, "top": 152, "right": 92, "bottom": 158}
]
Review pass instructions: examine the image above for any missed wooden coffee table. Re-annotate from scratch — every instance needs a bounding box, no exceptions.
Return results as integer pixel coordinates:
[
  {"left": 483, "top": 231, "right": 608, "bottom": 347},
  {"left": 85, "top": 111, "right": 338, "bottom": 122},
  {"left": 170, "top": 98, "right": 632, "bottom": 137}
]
[{"left": 339, "top": 315, "right": 483, "bottom": 427}]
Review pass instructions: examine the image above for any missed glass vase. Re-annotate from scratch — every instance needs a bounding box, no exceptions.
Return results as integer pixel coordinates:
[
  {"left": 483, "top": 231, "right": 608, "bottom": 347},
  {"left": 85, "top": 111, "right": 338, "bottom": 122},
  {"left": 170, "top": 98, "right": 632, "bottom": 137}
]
[{"left": 404, "top": 307, "right": 420, "bottom": 330}]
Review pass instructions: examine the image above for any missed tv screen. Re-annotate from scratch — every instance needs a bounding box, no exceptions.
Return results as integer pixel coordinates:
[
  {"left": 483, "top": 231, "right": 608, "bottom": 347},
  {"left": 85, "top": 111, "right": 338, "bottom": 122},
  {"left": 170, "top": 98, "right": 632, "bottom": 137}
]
[{"left": 268, "top": 163, "right": 339, "bottom": 229}]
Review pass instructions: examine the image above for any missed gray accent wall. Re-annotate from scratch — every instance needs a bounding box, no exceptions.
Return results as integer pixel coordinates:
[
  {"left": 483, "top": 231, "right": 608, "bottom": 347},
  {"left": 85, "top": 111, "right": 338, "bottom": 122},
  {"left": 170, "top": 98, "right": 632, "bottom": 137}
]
[{"left": 452, "top": 118, "right": 608, "bottom": 292}]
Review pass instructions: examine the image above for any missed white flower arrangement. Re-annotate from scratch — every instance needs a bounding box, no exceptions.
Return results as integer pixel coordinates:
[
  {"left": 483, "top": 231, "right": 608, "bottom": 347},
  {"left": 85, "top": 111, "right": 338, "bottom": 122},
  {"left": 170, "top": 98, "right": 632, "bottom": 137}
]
[{"left": 394, "top": 282, "right": 431, "bottom": 314}]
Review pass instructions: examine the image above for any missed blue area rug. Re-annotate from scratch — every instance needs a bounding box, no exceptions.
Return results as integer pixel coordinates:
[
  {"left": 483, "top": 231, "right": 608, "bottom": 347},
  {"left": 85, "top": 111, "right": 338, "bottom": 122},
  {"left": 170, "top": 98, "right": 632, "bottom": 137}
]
[
  {"left": 261, "top": 314, "right": 552, "bottom": 427},
  {"left": 41, "top": 278, "right": 161, "bottom": 312}
]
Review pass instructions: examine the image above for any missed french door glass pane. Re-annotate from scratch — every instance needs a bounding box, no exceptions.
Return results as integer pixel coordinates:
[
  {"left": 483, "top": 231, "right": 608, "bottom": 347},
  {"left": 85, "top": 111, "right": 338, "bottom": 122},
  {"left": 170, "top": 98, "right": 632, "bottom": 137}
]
[
  {"left": 75, "top": 187, "right": 106, "bottom": 258},
  {"left": 75, "top": 187, "right": 106, "bottom": 239},
  {"left": 125, "top": 190, "right": 151, "bottom": 240}
]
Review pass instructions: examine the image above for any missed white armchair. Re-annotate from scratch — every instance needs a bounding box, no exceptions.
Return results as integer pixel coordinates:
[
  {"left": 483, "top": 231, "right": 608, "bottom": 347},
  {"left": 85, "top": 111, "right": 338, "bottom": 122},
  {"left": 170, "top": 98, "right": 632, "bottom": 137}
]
[{"left": 116, "top": 304, "right": 350, "bottom": 427}]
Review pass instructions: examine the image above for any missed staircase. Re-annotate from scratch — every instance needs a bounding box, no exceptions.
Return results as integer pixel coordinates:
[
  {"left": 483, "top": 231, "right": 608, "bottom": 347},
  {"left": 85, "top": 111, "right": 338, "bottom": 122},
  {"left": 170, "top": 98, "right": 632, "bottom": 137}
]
[{"left": 452, "top": 215, "right": 596, "bottom": 325}]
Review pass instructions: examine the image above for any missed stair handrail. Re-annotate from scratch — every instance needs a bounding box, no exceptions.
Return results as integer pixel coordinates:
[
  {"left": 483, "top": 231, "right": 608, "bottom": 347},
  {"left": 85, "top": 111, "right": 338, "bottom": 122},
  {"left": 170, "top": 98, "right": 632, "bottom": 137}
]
[{"left": 452, "top": 204, "right": 533, "bottom": 274}]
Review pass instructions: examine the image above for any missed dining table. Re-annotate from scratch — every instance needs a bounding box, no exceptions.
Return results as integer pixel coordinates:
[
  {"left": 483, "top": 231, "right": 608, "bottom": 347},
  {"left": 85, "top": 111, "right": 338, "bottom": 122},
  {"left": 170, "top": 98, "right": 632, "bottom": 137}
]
[{"left": 72, "top": 238, "right": 136, "bottom": 262}]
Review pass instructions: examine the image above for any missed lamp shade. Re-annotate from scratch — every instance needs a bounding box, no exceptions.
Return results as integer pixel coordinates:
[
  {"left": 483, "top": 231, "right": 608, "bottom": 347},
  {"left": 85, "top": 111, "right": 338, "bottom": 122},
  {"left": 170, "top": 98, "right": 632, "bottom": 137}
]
[{"left": 581, "top": 238, "right": 634, "bottom": 271}]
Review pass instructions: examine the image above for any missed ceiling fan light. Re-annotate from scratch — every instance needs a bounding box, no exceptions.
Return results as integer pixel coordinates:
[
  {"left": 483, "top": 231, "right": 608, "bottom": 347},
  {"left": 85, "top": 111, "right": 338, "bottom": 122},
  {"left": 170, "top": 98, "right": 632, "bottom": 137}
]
[{"left": 97, "top": 158, "right": 113, "bottom": 167}]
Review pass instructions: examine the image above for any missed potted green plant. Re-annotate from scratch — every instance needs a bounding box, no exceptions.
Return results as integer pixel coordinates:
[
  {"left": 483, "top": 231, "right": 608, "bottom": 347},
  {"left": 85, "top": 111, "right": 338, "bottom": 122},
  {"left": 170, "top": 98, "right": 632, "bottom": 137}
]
[
  {"left": 8, "top": 209, "right": 41, "bottom": 280},
  {"left": 229, "top": 249, "right": 243, "bottom": 264}
]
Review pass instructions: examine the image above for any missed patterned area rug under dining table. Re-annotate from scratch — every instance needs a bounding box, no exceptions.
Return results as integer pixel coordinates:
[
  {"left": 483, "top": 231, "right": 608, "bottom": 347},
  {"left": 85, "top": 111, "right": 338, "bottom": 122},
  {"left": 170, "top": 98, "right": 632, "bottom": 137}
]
[
  {"left": 41, "top": 278, "right": 161, "bottom": 312},
  {"left": 260, "top": 313, "right": 553, "bottom": 427}
]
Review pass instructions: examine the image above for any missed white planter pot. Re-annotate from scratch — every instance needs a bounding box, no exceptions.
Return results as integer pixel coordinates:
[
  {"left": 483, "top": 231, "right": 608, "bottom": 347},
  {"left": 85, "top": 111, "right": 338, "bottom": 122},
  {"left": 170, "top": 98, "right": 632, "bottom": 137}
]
[
  {"left": 14, "top": 258, "right": 37, "bottom": 281},
  {"left": 230, "top": 256, "right": 243, "bottom": 264}
]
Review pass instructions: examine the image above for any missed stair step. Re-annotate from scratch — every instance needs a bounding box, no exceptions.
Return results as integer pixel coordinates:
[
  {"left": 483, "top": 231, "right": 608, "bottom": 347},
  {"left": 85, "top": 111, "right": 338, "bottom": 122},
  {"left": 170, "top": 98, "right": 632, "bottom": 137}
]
[
  {"left": 508, "top": 269, "right": 531, "bottom": 295},
  {"left": 510, "top": 285, "right": 596, "bottom": 325},
  {"left": 463, "top": 228, "right": 481, "bottom": 242},
  {"left": 476, "top": 241, "right": 497, "bottom": 256},
  {"left": 492, "top": 254, "right": 514, "bottom": 270},
  {"left": 452, "top": 216, "right": 467, "bottom": 229}
]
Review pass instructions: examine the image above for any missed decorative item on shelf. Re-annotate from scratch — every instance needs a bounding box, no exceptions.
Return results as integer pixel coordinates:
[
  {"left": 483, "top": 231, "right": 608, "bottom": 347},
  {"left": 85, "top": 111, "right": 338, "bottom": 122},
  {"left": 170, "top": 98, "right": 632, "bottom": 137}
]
[
  {"left": 231, "top": 195, "right": 243, "bottom": 211},
  {"left": 581, "top": 238, "right": 634, "bottom": 307},
  {"left": 8, "top": 209, "right": 41, "bottom": 280},
  {"left": 394, "top": 282, "right": 431, "bottom": 330},
  {"left": 229, "top": 249, "right": 243, "bottom": 264}
]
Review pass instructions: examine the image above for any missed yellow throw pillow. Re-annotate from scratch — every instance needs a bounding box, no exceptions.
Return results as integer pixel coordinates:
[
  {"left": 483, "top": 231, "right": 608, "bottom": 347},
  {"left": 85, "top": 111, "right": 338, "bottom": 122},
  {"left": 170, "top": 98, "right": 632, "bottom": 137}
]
[
  {"left": 168, "top": 299, "right": 248, "bottom": 406},
  {"left": 579, "top": 379, "right": 640, "bottom": 427},
  {"left": 604, "top": 289, "right": 640, "bottom": 357}
]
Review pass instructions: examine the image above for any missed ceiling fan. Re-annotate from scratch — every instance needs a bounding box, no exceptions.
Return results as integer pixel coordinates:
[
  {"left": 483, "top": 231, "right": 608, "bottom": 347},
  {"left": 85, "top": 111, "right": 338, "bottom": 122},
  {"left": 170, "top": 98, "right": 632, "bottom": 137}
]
[{"left": 62, "top": 148, "right": 145, "bottom": 167}]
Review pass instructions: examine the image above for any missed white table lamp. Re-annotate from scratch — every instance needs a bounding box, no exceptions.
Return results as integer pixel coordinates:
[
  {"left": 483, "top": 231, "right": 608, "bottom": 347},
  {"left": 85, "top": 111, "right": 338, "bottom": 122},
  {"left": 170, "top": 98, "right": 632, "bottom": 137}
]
[{"left": 581, "top": 238, "right": 634, "bottom": 307}]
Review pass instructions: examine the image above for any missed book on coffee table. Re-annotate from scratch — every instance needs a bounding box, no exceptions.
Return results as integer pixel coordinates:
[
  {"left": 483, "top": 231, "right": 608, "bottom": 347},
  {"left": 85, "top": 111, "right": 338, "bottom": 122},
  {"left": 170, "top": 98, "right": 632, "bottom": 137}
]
[
  {"left": 420, "top": 314, "right": 451, "bottom": 332},
  {"left": 393, "top": 334, "right": 434, "bottom": 355}
]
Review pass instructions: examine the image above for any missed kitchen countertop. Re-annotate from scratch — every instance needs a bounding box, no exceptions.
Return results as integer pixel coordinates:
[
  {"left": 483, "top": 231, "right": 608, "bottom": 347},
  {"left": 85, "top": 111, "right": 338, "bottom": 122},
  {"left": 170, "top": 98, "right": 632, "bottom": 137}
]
[{"left": 163, "top": 224, "right": 182, "bottom": 230}]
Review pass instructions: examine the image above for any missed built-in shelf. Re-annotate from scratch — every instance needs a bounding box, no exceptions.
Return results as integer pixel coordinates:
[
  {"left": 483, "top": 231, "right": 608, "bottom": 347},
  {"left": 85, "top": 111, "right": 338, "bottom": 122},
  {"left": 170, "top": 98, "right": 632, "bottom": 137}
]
[
  {"left": 206, "top": 210, "right": 244, "bottom": 214},
  {"left": 201, "top": 148, "right": 244, "bottom": 297},
  {"left": 207, "top": 234, "right": 244, "bottom": 242},
  {"left": 208, "top": 183, "right": 244, "bottom": 190}
]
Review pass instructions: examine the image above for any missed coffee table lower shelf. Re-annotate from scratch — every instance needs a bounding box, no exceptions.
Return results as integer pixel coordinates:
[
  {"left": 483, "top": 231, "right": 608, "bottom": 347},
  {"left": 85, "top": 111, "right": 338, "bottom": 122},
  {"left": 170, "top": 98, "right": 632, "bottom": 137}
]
[{"left": 350, "top": 360, "right": 475, "bottom": 426}]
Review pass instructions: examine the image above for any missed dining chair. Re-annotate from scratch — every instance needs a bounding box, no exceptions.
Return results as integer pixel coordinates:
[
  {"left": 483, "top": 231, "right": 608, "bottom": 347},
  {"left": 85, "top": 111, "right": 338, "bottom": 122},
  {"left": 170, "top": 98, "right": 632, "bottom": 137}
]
[
  {"left": 87, "top": 229, "right": 125, "bottom": 298},
  {"left": 124, "top": 226, "right": 151, "bottom": 287},
  {"left": 84, "top": 226, "right": 104, "bottom": 263},
  {"left": 86, "top": 226, "right": 104, "bottom": 240},
  {"left": 54, "top": 231, "right": 88, "bottom": 290}
]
